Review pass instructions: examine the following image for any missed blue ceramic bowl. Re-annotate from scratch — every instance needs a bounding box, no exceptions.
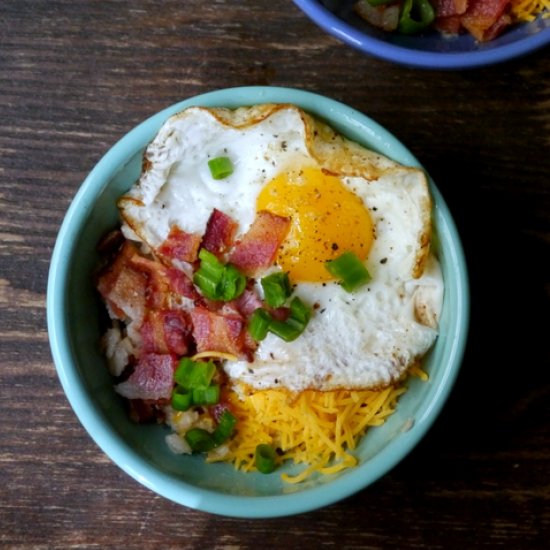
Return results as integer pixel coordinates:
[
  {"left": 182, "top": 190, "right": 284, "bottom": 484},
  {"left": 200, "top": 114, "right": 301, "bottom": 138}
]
[
  {"left": 47, "top": 86, "right": 469, "bottom": 518},
  {"left": 294, "top": 0, "right": 550, "bottom": 69}
]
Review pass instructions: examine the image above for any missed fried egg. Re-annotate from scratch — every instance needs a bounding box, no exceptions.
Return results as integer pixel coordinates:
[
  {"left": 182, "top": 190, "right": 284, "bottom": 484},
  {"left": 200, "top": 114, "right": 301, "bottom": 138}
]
[{"left": 119, "top": 104, "right": 443, "bottom": 392}]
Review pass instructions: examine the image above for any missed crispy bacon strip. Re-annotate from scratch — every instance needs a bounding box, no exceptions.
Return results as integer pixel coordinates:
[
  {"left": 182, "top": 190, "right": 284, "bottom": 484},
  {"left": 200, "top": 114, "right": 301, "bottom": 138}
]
[
  {"left": 433, "top": 0, "right": 468, "bottom": 17},
  {"left": 158, "top": 225, "right": 202, "bottom": 263},
  {"left": 434, "top": 0, "right": 512, "bottom": 40},
  {"left": 434, "top": 15, "right": 464, "bottom": 34},
  {"left": 190, "top": 306, "right": 247, "bottom": 358},
  {"left": 140, "top": 310, "right": 194, "bottom": 356},
  {"left": 461, "top": 0, "right": 511, "bottom": 41},
  {"left": 166, "top": 266, "right": 200, "bottom": 301},
  {"left": 129, "top": 254, "right": 171, "bottom": 309},
  {"left": 201, "top": 209, "right": 238, "bottom": 258},
  {"left": 129, "top": 254, "right": 197, "bottom": 308},
  {"left": 231, "top": 287, "right": 264, "bottom": 318},
  {"left": 96, "top": 241, "right": 148, "bottom": 322},
  {"left": 115, "top": 353, "right": 178, "bottom": 401},
  {"left": 228, "top": 211, "right": 290, "bottom": 277}
]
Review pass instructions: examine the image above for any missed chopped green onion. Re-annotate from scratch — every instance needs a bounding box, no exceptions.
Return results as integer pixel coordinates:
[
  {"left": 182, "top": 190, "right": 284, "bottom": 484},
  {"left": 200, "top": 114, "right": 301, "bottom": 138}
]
[
  {"left": 171, "top": 387, "right": 192, "bottom": 411},
  {"left": 213, "top": 410, "right": 237, "bottom": 445},
  {"left": 192, "top": 271, "right": 218, "bottom": 298},
  {"left": 261, "top": 271, "right": 291, "bottom": 308},
  {"left": 197, "top": 249, "right": 225, "bottom": 276},
  {"left": 184, "top": 410, "right": 237, "bottom": 453},
  {"left": 193, "top": 249, "right": 224, "bottom": 297},
  {"left": 194, "top": 249, "right": 246, "bottom": 302},
  {"left": 221, "top": 264, "right": 247, "bottom": 301},
  {"left": 172, "top": 358, "right": 221, "bottom": 410},
  {"left": 325, "top": 251, "right": 371, "bottom": 292},
  {"left": 191, "top": 384, "right": 220, "bottom": 407},
  {"left": 288, "top": 296, "right": 311, "bottom": 326},
  {"left": 252, "top": 273, "right": 309, "bottom": 342},
  {"left": 398, "top": 0, "right": 435, "bottom": 35},
  {"left": 266, "top": 297, "right": 311, "bottom": 342},
  {"left": 255, "top": 444, "right": 277, "bottom": 474},
  {"left": 185, "top": 428, "right": 216, "bottom": 453},
  {"left": 208, "top": 156, "right": 234, "bottom": 180},
  {"left": 248, "top": 308, "right": 273, "bottom": 341},
  {"left": 267, "top": 318, "right": 303, "bottom": 342},
  {"left": 248, "top": 297, "right": 311, "bottom": 343},
  {"left": 193, "top": 250, "right": 224, "bottom": 300},
  {"left": 197, "top": 248, "right": 222, "bottom": 271},
  {"left": 174, "top": 358, "right": 216, "bottom": 389}
]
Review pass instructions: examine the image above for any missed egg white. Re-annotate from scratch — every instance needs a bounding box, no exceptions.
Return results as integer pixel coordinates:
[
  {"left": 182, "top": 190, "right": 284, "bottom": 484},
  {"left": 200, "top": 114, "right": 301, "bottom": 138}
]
[
  {"left": 120, "top": 106, "right": 314, "bottom": 245},
  {"left": 119, "top": 105, "right": 443, "bottom": 392},
  {"left": 226, "top": 255, "right": 442, "bottom": 391}
]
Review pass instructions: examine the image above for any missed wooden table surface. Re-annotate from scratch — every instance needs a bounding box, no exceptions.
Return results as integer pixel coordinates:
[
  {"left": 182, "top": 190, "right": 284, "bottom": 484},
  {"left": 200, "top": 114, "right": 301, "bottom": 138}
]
[{"left": 1, "top": 0, "right": 549, "bottom": 547}]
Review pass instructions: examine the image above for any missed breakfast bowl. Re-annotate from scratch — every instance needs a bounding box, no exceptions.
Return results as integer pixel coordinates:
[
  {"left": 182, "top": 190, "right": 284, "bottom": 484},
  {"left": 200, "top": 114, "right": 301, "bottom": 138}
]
[
  {"left": 47, "top": 86, "right": 469, "bottom": 518},
  {"left": 294, "top": 0, "right": 550, "bottom": 69}
]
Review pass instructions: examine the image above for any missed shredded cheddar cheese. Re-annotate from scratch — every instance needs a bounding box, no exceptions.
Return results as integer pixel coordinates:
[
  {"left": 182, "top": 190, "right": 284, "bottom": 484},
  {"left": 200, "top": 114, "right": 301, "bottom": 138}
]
[
  {"left": 408, "top": 363, "right": 429, "bottom": 382},
  {"left": 511, "top": 0, "right": 550, "bottom": 22},
  {"left": 207, "top": 382, "right": 410, "bottom": 482},
  {"left": 191, "top": 351, "right": 238, "bottom": 362}
]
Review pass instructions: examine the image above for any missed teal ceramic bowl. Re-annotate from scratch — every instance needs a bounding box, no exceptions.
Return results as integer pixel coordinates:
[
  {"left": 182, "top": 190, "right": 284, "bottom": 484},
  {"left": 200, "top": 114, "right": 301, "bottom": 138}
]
[{"left": 47, "top": 86, "right": 469, "bottom": 518}]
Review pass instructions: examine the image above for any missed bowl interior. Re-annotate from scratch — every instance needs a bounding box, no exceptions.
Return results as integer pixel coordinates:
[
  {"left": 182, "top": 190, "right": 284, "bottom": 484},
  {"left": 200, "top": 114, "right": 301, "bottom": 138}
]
[
  {"left": 48, "top": 86, "right": 469, "bottom": 517},
  {"left": 294, "top": 0, "right": 550, "bottom": 68}
]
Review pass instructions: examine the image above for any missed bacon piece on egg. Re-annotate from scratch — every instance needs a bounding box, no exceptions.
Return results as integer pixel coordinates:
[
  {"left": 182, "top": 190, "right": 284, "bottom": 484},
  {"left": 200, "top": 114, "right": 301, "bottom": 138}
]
[
  {"left": 228, "top": 211, "right": 290, "bottom": 277},
  {"left": 201, "top": 208, "right": 238, "bottom": 258},
  {"left": 115, "top": 353, "right": 178, "bottom": 401},
  {"left": 157, "top": 225, "right": 202, "bottom": 263}
]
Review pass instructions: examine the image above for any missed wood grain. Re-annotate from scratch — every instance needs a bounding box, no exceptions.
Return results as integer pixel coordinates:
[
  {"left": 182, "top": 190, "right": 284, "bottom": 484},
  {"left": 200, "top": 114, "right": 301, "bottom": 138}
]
[{"left": 1, "top": 0, "right": 549, "bottom": 547}]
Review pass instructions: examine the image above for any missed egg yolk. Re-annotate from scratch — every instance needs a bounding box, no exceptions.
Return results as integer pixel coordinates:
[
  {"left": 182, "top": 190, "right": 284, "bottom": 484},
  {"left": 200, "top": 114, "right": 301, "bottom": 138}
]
[{"left": 256, "top": 167, "right": 374, "bottom": 283}]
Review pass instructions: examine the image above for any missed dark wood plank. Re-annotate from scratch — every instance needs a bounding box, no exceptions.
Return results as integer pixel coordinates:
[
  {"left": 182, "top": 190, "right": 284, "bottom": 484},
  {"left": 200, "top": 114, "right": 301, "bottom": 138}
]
[{"left": 1, "top": 0, "right": 549, "bottom": 547}]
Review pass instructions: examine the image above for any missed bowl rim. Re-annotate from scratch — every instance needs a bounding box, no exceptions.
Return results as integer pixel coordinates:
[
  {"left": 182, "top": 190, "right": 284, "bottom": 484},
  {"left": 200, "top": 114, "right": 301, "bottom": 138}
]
[
  {"left": 293, "top": 0, "right": 550, "bottom": 69},
  {"left": 47, "top": 85, "right": 470, "bottom": 517}
]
